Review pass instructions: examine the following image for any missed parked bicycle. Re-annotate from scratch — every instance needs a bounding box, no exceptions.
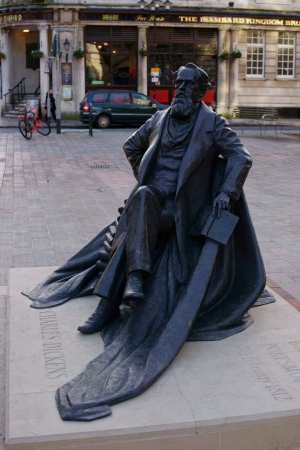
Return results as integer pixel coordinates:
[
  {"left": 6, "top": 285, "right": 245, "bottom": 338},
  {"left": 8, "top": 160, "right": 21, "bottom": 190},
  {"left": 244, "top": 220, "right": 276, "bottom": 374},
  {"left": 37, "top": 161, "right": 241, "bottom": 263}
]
[{"left": 18, "top": 107, "right": 51, "bottom": 140}]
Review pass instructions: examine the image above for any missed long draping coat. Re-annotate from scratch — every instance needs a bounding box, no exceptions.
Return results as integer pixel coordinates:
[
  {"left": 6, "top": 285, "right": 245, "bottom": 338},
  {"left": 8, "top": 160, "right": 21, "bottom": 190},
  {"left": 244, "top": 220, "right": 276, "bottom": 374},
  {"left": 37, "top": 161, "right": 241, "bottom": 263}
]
[{"left": 23, "top": 102, "right": 269, "bottom": 421}]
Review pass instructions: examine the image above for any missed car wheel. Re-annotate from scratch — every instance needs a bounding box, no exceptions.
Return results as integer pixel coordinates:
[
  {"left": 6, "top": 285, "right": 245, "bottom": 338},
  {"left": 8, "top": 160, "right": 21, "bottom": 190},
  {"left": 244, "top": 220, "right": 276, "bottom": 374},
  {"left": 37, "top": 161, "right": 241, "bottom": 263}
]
[{"left": 96, "top": 114, "right": 111, "bottom": 129}]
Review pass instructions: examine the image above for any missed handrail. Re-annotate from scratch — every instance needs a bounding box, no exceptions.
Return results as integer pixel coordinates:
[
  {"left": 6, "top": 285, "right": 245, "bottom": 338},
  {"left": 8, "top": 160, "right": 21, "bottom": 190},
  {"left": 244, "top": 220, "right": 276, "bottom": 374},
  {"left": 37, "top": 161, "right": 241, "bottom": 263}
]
[
  {"left": 3, "top": 78, "right": 26, "bottom": 112},
  {"left": 34, "top": 84, "right": 40, "bottom": 97}
]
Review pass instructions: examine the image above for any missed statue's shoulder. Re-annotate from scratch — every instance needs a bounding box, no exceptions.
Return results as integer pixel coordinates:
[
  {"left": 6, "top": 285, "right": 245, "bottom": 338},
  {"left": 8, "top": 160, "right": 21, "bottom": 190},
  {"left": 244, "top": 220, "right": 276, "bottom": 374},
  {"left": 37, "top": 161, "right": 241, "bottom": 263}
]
[
  {"left": 146, "top": 107, "right": 170, "bottom": 133},
  {"left": 153, "top": 107, "right": 170, "bottom": 122},
  {"left": 198, "top": 103, "right": 231, "bottom": 130}
]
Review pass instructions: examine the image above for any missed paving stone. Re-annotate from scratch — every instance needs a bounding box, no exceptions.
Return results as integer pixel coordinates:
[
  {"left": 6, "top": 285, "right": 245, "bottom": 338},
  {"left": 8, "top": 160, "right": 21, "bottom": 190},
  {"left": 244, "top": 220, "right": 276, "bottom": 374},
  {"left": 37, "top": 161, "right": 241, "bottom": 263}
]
[{"left": 0, "top": 126, "right": 300, "bottom": 448}]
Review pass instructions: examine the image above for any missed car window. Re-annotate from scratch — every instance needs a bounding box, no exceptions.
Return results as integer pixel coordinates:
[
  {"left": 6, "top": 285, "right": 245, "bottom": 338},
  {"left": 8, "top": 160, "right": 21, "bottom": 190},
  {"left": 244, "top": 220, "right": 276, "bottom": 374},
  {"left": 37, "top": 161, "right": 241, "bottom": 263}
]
[
  {"left": 110, "top": 93, "right": 131, "bottom": 104},
  {"left": 92, "top": 92, "right": 107, "bottom": 103},
  {"left": 132, "top": 93, "right": 151, "bottom": 105}
]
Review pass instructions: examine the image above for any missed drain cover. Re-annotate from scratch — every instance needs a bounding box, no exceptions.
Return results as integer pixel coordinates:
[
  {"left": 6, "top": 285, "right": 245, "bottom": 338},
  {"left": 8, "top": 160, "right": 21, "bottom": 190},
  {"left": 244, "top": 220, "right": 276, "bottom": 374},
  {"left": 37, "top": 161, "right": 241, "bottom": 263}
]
[{"left": 90, "top": 165, "right": 111, "bottom": 169}]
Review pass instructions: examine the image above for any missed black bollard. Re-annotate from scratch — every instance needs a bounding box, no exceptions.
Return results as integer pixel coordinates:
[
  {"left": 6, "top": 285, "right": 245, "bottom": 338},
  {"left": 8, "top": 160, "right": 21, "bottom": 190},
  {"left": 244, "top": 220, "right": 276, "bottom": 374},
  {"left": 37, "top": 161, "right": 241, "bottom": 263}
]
[{"left": 89, "top": 103, "right": 93, "bottom": 137}]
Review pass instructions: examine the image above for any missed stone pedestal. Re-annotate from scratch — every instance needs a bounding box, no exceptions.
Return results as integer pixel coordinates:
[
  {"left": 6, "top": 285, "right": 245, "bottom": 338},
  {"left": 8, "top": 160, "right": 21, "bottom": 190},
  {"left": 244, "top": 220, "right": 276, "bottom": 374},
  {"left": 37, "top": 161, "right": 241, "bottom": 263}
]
[{"left": 6, "top": 267, "right": 300, "bottom": 450}]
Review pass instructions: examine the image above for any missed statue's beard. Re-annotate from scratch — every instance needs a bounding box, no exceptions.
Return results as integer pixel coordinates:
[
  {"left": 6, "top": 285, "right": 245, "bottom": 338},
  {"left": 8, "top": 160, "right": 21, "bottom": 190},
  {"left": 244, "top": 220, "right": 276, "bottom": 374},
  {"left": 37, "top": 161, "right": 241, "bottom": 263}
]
[{"left": 170, "top": 95, "right": 194, "bottom": 119}]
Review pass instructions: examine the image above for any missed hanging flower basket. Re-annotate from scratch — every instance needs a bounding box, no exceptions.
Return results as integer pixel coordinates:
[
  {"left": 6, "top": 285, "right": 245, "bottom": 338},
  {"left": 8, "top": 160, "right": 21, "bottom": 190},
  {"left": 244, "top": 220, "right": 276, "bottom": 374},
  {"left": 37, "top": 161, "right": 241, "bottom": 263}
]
[
  {"left": 231, "top": 49, "right": 242, "bottom": 58},
  {"left": 31, "top": 50, "right": 44, "bottom": 59},
  {"left": 219, "top": 50, "right": 230, "bottom": 61},
  {"left": 139, "top": 46, "right": 148, "bottom": 57},
  {"left": 73, "top": 48, "right": 85, "bottom": 59},
  {"left": 0, "top": 52, "right": 6, "bottom": 60}
]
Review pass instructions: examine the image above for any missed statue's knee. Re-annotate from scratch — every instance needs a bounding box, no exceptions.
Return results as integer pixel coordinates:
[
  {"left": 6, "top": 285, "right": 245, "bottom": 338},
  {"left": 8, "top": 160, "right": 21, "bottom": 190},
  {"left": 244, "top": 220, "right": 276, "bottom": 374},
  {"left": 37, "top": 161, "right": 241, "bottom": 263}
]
[
  {"left": 136, "top": 186, "right": 150, "bottom": 197},
  {"left": 133, "top": 185, "right": 164, "bottom": 208}
]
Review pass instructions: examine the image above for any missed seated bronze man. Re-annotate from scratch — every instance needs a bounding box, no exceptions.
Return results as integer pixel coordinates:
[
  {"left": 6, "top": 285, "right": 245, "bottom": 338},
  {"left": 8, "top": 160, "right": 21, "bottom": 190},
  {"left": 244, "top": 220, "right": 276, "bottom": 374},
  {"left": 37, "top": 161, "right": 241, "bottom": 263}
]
[
  {"left": 23, "top": 63, "right": 268, "bottom": 421},
  {"left": 77, "top": 62, "right": 252, "bottom": 334}
]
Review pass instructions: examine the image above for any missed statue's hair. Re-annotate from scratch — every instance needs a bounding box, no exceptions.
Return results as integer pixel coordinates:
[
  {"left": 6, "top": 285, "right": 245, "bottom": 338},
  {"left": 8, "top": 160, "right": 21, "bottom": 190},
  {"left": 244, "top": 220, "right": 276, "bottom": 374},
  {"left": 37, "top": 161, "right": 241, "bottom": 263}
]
[{"left": 173, "top": 63, "right": 211, "bottom": 88}]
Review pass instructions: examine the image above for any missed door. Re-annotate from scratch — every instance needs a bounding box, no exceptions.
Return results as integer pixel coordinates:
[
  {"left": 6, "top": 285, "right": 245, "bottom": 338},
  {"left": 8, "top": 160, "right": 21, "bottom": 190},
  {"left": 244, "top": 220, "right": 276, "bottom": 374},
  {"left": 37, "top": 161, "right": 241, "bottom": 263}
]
[{"left": 108, "top": 92, "right": 132, "bottom": 123}]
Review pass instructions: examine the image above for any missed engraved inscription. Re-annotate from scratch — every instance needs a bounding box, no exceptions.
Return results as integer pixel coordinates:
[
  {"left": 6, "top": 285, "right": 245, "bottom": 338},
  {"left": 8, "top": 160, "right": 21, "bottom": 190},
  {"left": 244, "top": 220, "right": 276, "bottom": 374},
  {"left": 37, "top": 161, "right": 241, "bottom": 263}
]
[
  {"left": 39, "top": 310, "right": 68, "bottom": 379},
  {"left": 263, "top": 343, "right": 300, "bottom": 384},
  {"left": 238, "top": 349, "right": 293, "bottom": 401},
  {"left": 290, "top": 340, "right": 300, "bottom": 352}
]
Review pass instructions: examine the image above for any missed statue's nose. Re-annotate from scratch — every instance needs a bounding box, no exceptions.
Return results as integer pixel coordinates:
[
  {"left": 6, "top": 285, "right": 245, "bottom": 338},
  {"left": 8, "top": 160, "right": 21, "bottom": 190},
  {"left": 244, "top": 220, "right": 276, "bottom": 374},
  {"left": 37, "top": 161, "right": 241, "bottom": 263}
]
[{"left": 178, "top": 81, "right": 187, "bottom": 90}]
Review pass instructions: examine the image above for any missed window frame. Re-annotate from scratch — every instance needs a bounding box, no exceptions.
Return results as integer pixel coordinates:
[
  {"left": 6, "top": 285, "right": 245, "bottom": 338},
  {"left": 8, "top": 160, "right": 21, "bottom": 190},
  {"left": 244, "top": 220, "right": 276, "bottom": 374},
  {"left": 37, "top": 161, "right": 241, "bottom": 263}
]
[
  {"left": 277, "top": 31, "right": 296, "bottom": 79},
  {"left": 246, "top": 30, "right": 265, "bottom": 79}
]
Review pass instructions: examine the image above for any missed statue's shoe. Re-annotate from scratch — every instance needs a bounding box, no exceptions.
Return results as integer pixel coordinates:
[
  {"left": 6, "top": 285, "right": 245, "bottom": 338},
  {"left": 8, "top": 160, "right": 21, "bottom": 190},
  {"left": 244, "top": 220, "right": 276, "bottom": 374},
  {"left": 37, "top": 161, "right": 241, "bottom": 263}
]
[
  {"left": 123, "top": 271, "right": 145, "bottom": 300},
  {"left": 77, "top": 300, "right": 120, "bottom": 334}
]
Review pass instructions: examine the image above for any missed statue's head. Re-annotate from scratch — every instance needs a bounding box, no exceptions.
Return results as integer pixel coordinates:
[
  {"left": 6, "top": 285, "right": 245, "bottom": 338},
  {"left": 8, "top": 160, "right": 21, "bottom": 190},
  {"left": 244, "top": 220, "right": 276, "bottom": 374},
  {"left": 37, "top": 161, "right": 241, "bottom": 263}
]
[
  {"left": 171, "top": 63, "right": 211, "bottom": 119},
  {"left": 173, "top": 63, "right": 211, "bottom": 101}
]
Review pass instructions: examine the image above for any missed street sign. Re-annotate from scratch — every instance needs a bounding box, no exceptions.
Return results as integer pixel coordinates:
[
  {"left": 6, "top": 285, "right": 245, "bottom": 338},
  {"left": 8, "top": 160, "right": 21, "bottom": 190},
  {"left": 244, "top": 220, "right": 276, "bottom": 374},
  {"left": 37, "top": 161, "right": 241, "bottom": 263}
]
[{"left": 44, "top": 60, "right": 50, "bottom": 74}]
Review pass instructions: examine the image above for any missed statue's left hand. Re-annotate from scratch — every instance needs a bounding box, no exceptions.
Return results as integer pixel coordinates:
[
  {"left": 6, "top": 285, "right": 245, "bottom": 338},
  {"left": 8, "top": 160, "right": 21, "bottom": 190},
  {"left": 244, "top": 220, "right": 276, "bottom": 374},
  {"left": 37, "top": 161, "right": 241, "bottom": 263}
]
[{"left": 212, "top": 192, "right": 230, "bottom": 218}]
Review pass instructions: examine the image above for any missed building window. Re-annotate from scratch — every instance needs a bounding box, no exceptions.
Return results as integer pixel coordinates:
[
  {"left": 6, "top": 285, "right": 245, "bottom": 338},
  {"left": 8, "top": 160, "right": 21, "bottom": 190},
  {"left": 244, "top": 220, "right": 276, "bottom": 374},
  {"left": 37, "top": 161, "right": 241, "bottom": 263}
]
[
  {"left": 147, "top": 28, "right": 217, "bottom": 89},
  {"left": 277, "top": 31, "right": 295, "bottom": 78},
  {"left": 85, "top": 27, "right": 137, "bottom": 88},
  {"left": 246, "top": 31, "right": 265, "bottom": 77},
  {"left": 26, "top": 43, "right": 40, "bottom": 70}
]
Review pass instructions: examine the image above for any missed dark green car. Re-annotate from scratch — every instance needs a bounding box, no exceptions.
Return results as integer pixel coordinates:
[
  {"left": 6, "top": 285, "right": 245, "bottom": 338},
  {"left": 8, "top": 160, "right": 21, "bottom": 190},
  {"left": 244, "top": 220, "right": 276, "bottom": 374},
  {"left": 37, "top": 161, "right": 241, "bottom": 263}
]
[{"left": 79, "top": 91, "right": 169, "bottom": 128}]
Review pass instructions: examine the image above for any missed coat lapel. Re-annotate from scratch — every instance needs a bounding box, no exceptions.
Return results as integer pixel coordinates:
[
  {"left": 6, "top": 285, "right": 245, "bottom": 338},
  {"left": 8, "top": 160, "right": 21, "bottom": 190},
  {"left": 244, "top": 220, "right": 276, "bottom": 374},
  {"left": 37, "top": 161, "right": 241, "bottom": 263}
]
[
  {"left": 138, "top": 109, "right": 170, "bottom": 186},
  {"left": 176, "top": 103, "right": 216, "bottom": 196}
]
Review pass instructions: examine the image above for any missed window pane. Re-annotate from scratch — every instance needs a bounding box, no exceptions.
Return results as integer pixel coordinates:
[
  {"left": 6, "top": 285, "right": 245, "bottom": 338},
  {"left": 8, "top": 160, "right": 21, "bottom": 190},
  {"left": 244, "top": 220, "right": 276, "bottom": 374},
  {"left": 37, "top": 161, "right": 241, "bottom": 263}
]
[
  {"left": 277, "top": 32, "right": 295, "bottom": 77},
  {"left": 195, "top": 43, "right": 217, "bottom": 55},
  {"left": 85, "top": 38, "right": 137, "bottom": 87},
  {"left": 246, "top": 31, "right": 265, "bottom": 77},
  {"left": 86, "top": 52, "right": 111, "bottom": 85},
  {"left": 132, "top": 93, "right": 151, "bottom": 105},
  {"left": 195, "top": 55, "right": 216, "bottom": 86},
  {"left": 173, "top": 44, "right": 194, "bottom": 53},
  {"left": 155, "top": 43, "right": 171, "bottom": 54},
  {"left": 92, "top": 92, "right": 108, "bottom": 103},
  {"left": 110, "top": 93, "right": 130, "bottom": 103}
]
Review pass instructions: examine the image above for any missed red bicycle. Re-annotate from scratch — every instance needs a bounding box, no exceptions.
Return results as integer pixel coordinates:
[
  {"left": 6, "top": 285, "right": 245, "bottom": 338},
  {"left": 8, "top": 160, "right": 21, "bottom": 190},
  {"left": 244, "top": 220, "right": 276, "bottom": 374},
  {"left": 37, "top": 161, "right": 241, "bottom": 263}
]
[{"left": 18, "top": 107, "right": 51, "bottom": 140}]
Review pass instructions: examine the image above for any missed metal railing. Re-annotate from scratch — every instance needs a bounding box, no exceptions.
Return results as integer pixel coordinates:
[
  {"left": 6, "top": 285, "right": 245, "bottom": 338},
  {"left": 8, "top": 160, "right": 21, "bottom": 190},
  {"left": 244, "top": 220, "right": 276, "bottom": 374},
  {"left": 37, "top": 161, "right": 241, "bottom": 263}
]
[{"left": 3, "top": 77, "right": 26, "bottom": 112}]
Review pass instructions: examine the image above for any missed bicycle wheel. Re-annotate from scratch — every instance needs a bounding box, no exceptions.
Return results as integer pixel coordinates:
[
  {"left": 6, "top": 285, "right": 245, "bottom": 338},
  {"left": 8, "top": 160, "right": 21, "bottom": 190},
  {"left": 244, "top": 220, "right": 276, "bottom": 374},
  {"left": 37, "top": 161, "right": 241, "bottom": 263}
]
[
  {"left": 35, "top": 118, "right": 51, "bottom": 136},
  {"left": 19, "top": 119, "right": 32, "bottom": 140}
]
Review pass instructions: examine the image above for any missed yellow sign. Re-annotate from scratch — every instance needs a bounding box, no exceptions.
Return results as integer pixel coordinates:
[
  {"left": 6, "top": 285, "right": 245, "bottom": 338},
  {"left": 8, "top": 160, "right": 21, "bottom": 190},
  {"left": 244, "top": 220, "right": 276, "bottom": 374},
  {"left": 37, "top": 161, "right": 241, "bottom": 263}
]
[
  {"left": 151, "top": 67, "right": 160, "bottom": 76},
  {"left": 102, "top": 14, "right": 119, "bottom": 21},
  {"left": 136, "top": 15, "right": 165, "bottom": 22},
  {"left": 3, "top": 14, "right": 22, "bottom": 22},
  {"left": 178, "top": 15, "right": 300, "bottom": 27}
]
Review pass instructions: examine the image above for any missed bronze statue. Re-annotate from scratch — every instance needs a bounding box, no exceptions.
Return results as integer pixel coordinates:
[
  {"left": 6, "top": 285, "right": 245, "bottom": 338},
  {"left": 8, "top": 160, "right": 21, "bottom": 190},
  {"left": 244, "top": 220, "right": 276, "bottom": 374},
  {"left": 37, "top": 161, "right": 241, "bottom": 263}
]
[{"left": 23, "top": 63, "right": 271, "bottom": 421}]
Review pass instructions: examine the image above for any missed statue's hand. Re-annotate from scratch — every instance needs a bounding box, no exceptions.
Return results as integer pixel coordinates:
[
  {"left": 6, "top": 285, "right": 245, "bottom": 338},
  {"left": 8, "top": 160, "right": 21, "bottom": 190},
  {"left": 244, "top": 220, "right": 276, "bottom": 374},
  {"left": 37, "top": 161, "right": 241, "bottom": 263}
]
[{"left": 212, "top": 192, "right": 230, "bottom": 218}]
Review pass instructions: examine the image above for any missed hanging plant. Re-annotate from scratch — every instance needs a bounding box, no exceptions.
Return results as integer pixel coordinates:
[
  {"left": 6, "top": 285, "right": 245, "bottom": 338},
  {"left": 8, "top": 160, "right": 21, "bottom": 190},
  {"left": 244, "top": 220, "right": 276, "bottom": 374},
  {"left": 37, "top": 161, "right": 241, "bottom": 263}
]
[
  {"left": 231, "top": 49, "right": 242, "bottom": 58},
  {"left": 73, "top": 48, "right": 85, "bottom": 59},
  {"left": 139, "top": 46, "right": 148, "bottom": 57},
  {"left": 31, "top": 49, "right": 44, "bottom": 59},
  {"left": 0, "top": 51, "right": 6, "bottom": 60},
  {"left": 218, "top": 50, "right": 230, "bottom": 60}
]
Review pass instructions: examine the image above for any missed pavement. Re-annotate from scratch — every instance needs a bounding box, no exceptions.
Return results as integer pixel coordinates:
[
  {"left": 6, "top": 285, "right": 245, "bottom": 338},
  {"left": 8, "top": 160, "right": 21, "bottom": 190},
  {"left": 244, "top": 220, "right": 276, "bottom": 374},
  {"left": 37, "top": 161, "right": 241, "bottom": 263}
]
[{"left": 0, "top": 121, "right": 300, "bottom": 448}]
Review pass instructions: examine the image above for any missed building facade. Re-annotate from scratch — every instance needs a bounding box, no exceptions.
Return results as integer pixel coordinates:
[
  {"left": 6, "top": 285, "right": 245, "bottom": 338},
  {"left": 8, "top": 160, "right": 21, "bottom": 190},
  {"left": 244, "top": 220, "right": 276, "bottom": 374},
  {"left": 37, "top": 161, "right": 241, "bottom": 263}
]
[{"left": 1, "top": 0, "right": 300, "bottom": 117}]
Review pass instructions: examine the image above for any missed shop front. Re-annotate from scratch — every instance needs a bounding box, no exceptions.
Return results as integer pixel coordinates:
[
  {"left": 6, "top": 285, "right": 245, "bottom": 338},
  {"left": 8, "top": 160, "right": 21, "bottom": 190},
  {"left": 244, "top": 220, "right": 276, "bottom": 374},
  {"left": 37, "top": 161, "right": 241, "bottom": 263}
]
[
  {"left": 81, "top": 12, "right": 218, "bottom": 107},
  {"left": 1, "top": 5, "right": 300, "bottom": 117}
]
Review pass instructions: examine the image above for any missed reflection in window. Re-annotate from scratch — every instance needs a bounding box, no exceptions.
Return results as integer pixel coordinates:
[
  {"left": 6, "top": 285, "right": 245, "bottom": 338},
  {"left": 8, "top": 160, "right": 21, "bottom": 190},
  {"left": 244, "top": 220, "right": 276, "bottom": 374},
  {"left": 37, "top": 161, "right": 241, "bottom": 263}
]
[
  {"left": 92, "top": 92, "right": 108, "bottom": 103},
  {"left": 85, "top": 41, "right": 137, "bottom": 87},
  {"left": 246, "top": 31, "right": 265, "bottom": 77},
  {"left": 147, "top": 31, "right": 217, "bottom": 89},
  {"left": 277, "top": 31, "right": 295, "bottom": 77},
  {"left": 110, "top": 92, "right": 130, "bottom": 103},
  {"left": 132, "top": 93, "right": 151, "bottom": 105}
]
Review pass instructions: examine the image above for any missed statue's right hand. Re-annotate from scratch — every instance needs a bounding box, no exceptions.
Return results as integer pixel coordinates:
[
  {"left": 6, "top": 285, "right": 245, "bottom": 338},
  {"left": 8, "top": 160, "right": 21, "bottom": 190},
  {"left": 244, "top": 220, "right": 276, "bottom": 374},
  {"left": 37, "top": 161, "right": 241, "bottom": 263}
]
[{"left": 212, "top": 192, "right": 230, "bottom": 218}]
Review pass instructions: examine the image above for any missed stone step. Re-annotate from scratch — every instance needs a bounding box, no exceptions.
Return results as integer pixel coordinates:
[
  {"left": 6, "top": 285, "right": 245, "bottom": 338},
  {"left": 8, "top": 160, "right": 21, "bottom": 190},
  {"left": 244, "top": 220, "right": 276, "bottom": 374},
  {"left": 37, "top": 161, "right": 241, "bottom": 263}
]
[{"left": 3, "top": 114, "right": 23, "bottom": 119}]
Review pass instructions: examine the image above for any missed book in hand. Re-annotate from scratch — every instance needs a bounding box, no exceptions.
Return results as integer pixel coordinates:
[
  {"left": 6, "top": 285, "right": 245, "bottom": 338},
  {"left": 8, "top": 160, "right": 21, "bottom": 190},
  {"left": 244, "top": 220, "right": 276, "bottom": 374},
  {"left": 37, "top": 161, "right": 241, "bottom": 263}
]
[{"left": 189, "top": 209, "right": 239, "bottom": 245}]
